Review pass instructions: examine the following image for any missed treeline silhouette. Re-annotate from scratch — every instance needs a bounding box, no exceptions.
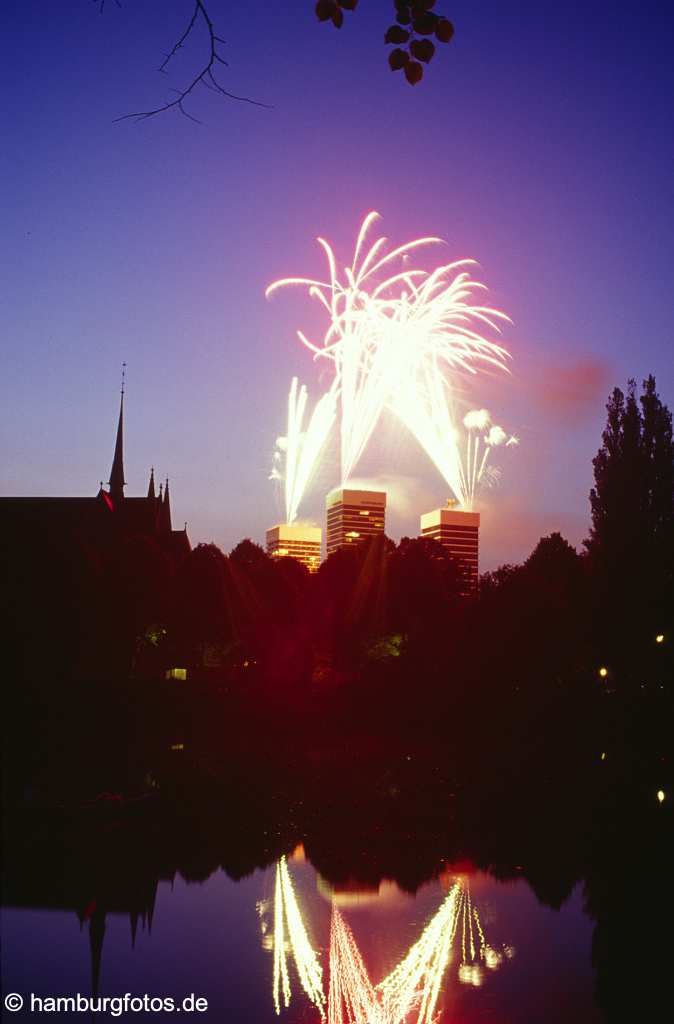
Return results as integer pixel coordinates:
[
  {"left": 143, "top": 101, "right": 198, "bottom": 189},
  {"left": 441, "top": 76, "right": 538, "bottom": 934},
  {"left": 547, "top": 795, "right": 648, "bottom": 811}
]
[
  {"left": 1, "top": 375, "right": 672, "bottom": 808},
  {"left": 6, "top": 378, "right": 670, "bottom": 679}
]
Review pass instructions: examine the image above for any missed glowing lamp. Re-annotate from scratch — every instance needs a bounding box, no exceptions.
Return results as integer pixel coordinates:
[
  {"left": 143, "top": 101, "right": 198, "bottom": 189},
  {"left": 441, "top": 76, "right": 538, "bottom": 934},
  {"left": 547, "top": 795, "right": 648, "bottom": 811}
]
[
  {"left": 657, "top": 790, "right": 665, "bottom": 804},
  {"left": 598, "top": 666, "right": 608, "bottom": 679},
  {"left": 655, "top": 634, "right": 664, "bottom": 644}
]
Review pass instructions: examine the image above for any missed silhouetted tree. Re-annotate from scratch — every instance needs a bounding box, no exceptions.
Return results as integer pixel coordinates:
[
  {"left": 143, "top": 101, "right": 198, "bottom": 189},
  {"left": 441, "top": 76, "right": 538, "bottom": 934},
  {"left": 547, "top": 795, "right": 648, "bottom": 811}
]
[
  {"left": 312, "top": 536, "right": 394, "bottom": 665},
  {"left": 228, "top": 538, "right": 282, "bottom": 625},
  {"left": 521, "top": 532, "right": 587, "bottom": 670},
  {"left": 273, "top": 555, "right": 311, "bottom": 620},
  {"left": 586, "top": 376, "right": 674, "bottom": 651},
  {"left": 229, "top": 538, "right": 270, "bottom": 572},
  {"left": 172, "top": 542, "right": 232, "bottom": 663},
  {"left": 478, "top": 562, "right": 518, "bottom": 597},
  {"left": 524, "top": 531, "right": 582, "bottom": 591},
  {"left": 475, "top": 532, "right": 588, "bottom": 702},
  {"left": 227, "top": 538, "right": 314, "bottom": 667},
  {"left": 586, "top": 381, "right": 644, "bottom": 572},
  {"left": 640, "top": 375, "right": 674, "bottom": 595},
  {"left": 389, "top": 536, "right": 464, "bottom": 655}
]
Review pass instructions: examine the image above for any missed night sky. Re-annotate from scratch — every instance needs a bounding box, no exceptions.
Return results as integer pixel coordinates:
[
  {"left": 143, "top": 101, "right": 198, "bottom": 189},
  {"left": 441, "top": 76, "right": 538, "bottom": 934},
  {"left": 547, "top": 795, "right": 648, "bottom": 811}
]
[{"left": 3, "top": 1, "right": 673, "bottom": 568}]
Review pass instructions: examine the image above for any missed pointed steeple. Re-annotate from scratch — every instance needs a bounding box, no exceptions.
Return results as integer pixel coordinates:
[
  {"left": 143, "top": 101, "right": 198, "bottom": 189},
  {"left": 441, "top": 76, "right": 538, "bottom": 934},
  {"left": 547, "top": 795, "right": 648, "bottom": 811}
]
[
  {"left": 161, "top": 477, "right": 172, "bottom": 532},
  {"left": 147, "top": 467, "right": 156, "bottom": 500},
  {"left": 108, "top": 364, "right": 126, "bottom": 503}
]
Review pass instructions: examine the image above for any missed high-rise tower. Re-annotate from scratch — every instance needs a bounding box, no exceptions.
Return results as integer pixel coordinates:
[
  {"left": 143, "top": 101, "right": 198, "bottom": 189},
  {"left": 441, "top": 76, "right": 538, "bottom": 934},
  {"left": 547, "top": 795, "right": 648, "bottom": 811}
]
[
  {"left": 419, "top": 504, "right": 480, "bottom": 593},
  {"left": 326, "top": 488, "right": 386, "bottom": 558},
  {"left": 266, "top": 524, "right": 321, "bottom": 573}
]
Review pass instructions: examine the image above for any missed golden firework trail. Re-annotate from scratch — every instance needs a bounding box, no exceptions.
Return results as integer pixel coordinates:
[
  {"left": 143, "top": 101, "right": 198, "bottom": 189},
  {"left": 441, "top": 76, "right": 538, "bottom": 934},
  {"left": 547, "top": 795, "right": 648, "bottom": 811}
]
[
  {"left": 266, "top": 213, "right": 513, "bottom": 495},
  {"left": 272, "top": 856, "right": 326, "bottom": 1019},
  {"left": 328, "top": 905, "right": 385, "bottom": 1024},
  {"left": 375, "top": 883, "right": 462, "bottom": 1024},
  {"left": 270, "top": 376, "right": 337, "bottom": 524},
  {"left": 393, "top": 367, "right": 464, "bottom": 507},
  {"left": 265, "top": 860, "right": 509, "bottom": 1023}
]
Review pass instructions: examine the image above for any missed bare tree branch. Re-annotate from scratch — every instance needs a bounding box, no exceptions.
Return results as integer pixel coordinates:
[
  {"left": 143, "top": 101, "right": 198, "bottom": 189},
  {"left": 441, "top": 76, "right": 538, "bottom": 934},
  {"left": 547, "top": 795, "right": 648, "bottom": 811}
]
[
  {"left": 158, "top": 2, "right": 201, "bottom": 75},
  {"left": 108, "top": 0, "right": 270, "bottom": 123}
]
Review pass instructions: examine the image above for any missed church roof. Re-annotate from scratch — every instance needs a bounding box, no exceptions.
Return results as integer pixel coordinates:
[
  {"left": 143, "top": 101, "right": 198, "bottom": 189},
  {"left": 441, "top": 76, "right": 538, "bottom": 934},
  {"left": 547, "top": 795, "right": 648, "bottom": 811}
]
[
  {"left": 0, "top": 495, "right": 114, "bottom": 545},
  {"left": 119, "top": 497, "right": 161, "bottom": 535},
  {"left": 0, "top": 375, "right": 190, "bottom": 562},
  {"left": 159, "top": 529, "right": 191, "bottom": 561}
]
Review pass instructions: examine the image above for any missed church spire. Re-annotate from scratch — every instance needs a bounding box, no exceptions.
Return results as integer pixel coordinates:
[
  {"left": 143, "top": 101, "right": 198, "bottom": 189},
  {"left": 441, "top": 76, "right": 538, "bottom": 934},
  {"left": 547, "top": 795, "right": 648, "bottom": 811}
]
[
  {"left": 147, "top": 466, "right": 156, "bottom": 500},
  {"left": 108, "top": 364, "right": 126, "bottom": 503},
  {"left": 161, "top": 476, "right": 172, "bottom": 532}
]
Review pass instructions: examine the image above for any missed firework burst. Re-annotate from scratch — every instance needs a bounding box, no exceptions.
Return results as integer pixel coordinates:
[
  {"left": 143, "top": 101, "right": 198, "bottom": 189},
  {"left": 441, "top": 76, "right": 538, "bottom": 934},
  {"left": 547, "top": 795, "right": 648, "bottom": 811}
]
[
  {"left": 270, "top": 376, "right": 337, "bottom": 524},
  {"left": 267, "top": 212, "right": 513, "bottom": 496},
  {"left": 458, "top": 409, "right": 519, "bottom": 509}
]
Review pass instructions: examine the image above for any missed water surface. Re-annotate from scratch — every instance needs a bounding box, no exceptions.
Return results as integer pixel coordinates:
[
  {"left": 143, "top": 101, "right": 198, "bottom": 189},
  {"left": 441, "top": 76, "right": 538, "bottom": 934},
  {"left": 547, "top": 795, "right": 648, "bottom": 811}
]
[{"left": 2, "top": 850, "right": 602, "bottom": 1023}]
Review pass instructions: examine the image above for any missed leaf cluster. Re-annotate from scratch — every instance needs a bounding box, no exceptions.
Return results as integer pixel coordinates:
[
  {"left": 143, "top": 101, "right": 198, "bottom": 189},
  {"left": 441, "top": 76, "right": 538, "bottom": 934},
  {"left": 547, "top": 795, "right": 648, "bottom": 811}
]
[{"left": 315, "top": 0, "right": 455, "bottom": 85}]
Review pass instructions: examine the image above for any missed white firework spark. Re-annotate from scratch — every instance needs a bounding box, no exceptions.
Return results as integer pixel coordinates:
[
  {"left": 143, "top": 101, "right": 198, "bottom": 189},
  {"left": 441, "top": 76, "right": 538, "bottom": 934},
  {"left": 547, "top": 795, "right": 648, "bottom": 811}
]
[{"left": 267, "top": 213, "right": 512, "bottom": 492}]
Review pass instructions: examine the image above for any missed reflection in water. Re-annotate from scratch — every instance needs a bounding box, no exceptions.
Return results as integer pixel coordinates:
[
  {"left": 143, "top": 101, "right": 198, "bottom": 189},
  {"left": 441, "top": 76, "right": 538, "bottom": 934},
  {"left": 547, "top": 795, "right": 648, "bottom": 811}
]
[
  {"left": 329, "top": 890, "right": 461, "bottom": 1024},
  {"left": 270, "top": 856, "right": 326, "bottom": 1018},
  {"left": 317, "top": 876, "right": 407, "bottom": 908},
  {"left": 264, "top": 858, "right": 510, "bottom": 1022}
]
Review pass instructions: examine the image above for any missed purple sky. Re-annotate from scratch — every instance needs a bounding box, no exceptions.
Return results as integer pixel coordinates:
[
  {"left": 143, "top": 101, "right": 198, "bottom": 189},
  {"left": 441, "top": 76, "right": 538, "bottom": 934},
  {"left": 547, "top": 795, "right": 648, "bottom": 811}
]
[{"left": 3, "top": 1, "right": 673, "bottom": 568}]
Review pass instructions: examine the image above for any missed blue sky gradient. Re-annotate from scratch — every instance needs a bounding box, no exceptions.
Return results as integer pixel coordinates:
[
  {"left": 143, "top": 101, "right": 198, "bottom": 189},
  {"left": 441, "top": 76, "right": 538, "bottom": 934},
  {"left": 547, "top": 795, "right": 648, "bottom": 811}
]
[{"left": 3, "top": 1, "right": 673, "bottom": 566}]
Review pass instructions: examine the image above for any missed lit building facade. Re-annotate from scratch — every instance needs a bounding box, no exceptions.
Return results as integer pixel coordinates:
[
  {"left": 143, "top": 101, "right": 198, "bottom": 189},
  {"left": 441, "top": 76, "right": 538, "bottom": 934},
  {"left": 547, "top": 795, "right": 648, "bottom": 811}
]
[
  {"left": 266, "top": 523, "right": 322, "bottom": 573},
  {"left": 326, "top": 488, "right": 386, "bottom": 557},
  {"left": 420, "top": 506, "right": 480, "bottom": 593}
]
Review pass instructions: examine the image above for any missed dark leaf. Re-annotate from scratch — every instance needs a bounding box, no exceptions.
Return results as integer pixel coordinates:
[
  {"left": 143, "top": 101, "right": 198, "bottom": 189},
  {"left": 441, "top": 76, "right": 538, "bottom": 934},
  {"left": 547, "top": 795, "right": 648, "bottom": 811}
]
[
  {"left": 331, "top": 6, "right": 344, "bottom": 28},
  {"left": 315, "top": 0, "right": 337, "bottom": 22},
  {"left": 340, "top": 0, "right": 358, "bottom": 8},
  {"left": 396, "top": 9, "right": 412, "bottom": 24},
  {"left": 385, "top": 25, "right": 411, "bottom": 44},
  {"left": 404, "top": 60, "right": 424, "bottom": 85},
  {"left": 410, "top": 38, "right": 435, "bottom": 63},
  {"left": 412, "top": 13, "right": 437, "bottom": 36},
  {"left": 388, "top": 47, "right": 410, "bottom": 71},
  {"left": 435, "top": 18, "right": 455, "bottom": 43}
]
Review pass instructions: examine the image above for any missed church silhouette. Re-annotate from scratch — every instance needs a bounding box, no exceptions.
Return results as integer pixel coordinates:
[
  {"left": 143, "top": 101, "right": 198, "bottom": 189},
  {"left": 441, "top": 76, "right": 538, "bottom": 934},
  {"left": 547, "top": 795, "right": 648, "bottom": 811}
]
[{"left": 0, "top": 378, "right": 190, "bottom": 560}]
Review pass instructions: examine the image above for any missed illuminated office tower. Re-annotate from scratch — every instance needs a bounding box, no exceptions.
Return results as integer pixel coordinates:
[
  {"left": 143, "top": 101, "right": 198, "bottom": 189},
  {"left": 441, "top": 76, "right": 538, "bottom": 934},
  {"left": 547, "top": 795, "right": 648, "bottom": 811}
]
[
  {"left": 326, "top": 488, "right": 386, "bottom": 557},
  {"left": 266, "top": 524, "right": 321, "bottom": 573},
  {"left": 419, "top": 505, "right": 480, "bottom": 593}
]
